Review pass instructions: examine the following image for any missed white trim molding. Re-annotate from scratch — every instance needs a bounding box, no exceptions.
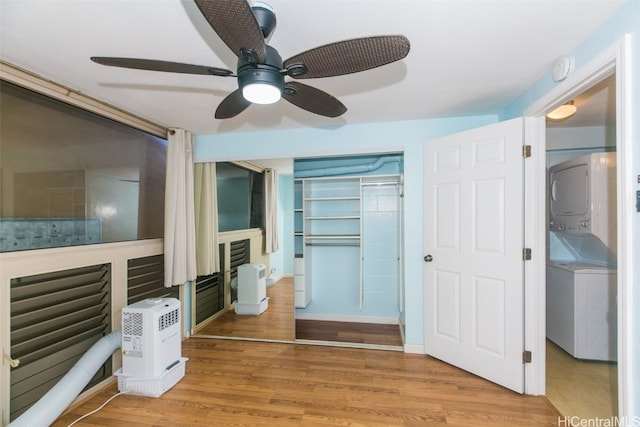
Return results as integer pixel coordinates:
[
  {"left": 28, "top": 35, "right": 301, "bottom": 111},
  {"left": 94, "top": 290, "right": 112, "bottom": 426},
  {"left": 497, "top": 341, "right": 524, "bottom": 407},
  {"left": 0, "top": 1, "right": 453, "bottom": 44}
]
[{"left": 403, "top": 343, "right": 426, "bottom": 354}]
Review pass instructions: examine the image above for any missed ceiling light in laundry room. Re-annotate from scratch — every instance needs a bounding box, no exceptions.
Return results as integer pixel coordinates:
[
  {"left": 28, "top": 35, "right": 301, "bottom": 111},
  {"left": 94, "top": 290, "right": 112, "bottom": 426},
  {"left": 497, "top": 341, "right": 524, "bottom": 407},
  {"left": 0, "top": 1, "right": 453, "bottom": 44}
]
[{"left": 547, "top": 100, "right": 577, "bottom": 120}]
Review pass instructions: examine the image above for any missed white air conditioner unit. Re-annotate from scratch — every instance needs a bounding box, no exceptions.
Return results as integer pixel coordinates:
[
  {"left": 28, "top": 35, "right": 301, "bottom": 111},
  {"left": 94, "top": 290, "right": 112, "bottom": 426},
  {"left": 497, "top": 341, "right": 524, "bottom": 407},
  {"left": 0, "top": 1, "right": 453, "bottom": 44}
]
[
  {"left": 116, "top": 297, "right": 187, "bottom": 397},
  {"left": 235, "top": 263, "right": 268, "bottom": 315}
]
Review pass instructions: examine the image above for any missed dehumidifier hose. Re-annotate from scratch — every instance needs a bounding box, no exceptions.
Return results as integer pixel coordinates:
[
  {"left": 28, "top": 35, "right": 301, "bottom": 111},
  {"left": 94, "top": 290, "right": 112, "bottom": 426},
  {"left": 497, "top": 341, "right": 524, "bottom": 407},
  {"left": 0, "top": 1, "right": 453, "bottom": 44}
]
[{"left": 9, "top": 330, "right": 122, "bottom": 427}]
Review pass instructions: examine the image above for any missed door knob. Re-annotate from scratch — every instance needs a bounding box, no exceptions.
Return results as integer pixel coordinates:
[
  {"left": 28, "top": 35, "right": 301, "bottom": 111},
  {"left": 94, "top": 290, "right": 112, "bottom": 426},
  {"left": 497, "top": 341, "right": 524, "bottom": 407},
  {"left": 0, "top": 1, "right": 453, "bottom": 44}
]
[{"left": 424, "top": 255, "right": 433, "bottom": 262}]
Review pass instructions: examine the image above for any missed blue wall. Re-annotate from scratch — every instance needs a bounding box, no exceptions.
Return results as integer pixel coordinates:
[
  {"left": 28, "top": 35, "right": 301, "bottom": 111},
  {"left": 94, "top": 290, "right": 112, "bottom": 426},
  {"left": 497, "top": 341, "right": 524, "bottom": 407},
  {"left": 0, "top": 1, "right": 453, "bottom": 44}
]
[
  {"left": 195, "top": 115, "right": 497, "bottom": 345},
  {"left": 501, "top": 0, "right": 639, "bottom": 415}
]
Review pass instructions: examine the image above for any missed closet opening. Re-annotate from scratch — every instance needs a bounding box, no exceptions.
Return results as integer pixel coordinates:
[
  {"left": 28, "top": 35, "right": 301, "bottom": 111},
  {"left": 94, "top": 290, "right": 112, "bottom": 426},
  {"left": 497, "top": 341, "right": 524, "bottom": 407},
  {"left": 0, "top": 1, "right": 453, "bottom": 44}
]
[{"left": 293, "top": 154, "right": 405, "bottom": 349}]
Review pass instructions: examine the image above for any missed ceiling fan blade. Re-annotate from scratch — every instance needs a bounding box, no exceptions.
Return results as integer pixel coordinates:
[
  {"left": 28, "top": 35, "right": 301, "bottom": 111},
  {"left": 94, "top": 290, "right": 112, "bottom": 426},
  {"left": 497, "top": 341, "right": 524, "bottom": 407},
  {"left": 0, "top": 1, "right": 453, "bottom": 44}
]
[
  {"left": 194, "top": 0, "right": 266, "bottom": 63},
  {"left": 215, "top": 89, "right": 252, "bottom": 119},
  {"left": 90, "top": 57, "right": 234, "bottom": 77},
  {"left": 282, "top": 82, "right": 346, "bottom": 118},
  {"left": 283, "top": 35, "right": 410, "bottom": 79}
]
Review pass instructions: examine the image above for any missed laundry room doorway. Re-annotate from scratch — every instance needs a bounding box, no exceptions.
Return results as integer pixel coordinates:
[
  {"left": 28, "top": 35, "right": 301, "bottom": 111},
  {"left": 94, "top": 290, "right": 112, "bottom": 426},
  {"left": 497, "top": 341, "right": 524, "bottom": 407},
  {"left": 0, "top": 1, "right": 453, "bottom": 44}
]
[
  {"left": 544, "top": 74, "right": 618, "bottom": 419},
  {"left": 523, "top": 35, "right": 632, "bottom": 418}
]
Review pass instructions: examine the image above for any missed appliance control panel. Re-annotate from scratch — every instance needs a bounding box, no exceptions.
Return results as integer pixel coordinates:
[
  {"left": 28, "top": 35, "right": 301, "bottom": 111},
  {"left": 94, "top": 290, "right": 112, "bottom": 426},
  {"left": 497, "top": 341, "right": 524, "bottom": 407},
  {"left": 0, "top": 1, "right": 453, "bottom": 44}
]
[{"left": 549, "top": 216, "right": 591, "bottom": 233}]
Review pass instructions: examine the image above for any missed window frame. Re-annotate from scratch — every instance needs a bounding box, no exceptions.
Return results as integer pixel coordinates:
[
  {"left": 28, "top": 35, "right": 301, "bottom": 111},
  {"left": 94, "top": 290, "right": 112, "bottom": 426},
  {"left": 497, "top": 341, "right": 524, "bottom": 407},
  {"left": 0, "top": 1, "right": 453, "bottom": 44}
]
[{"left": 1, "top": 61, "right": 169, "bottom": 251}]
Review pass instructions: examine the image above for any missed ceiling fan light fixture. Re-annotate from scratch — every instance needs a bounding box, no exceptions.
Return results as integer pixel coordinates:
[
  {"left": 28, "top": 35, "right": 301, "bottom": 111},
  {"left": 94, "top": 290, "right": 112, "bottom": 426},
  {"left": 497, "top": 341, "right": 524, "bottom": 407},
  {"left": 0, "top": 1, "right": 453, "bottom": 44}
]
[
  {"left": 242, "top": 82, "right": 281, "bottom": 104},
  {"left": 547, "top": 100, "right": 577, "bottom": 120},
  {"left": 237, "top": 44, "right": 284, "bottom": 105}
]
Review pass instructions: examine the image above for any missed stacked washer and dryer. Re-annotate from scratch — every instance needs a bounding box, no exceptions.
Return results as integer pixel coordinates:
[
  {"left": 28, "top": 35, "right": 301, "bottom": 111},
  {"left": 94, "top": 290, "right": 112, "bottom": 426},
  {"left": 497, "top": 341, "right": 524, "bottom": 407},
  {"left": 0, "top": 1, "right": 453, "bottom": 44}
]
[{"left": 547, "top": 152, "right": 617, "bottom": 362}]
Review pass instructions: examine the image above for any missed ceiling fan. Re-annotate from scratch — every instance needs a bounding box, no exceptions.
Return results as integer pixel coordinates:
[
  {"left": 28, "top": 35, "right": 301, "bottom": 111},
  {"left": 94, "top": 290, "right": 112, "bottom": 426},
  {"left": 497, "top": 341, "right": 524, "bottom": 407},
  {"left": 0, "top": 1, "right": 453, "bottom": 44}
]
[{"left": 90, "top": 0, "right": 410, "bottom": 119}]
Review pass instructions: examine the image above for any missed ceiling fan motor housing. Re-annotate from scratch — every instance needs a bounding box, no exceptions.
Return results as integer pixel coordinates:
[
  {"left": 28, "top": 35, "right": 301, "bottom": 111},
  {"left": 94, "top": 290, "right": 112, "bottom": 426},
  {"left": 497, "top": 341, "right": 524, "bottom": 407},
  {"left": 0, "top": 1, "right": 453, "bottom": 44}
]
[
  {"left": 251, "top": 2, "right": 277, "bottom": 39},
  {"left": 237, "top": 45, "right": 284, "bottom": 93}
]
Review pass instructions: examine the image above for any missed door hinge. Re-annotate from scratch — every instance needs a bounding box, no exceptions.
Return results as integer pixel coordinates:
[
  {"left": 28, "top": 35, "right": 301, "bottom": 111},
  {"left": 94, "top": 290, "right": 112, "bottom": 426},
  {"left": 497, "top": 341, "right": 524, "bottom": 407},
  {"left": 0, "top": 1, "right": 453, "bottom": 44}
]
[
  {"left": 523, "top": 248, "right": 532, "bottom": 261},
  {"left": 523, "top": 350, "right": 532, "bottom": 364},
  {"left": 523, "top": 145, "right": 531, "bottom": 158}
]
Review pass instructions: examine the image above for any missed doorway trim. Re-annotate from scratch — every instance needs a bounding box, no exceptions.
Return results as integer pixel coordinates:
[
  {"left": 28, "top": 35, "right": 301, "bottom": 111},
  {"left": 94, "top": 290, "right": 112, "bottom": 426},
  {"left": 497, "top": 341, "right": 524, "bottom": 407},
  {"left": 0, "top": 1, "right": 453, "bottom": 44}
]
[{"left": 523, "top": 34, "right": 632, "bottom": 418}]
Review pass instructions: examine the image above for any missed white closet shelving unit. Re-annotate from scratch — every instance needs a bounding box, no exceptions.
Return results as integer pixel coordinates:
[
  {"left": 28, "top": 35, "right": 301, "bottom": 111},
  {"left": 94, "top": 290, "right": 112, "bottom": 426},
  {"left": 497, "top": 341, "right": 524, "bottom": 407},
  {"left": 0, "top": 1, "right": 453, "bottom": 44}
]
[
  {"left": 294, "top": 174, "right": 401, "bottom": 311},
  {"left": 293, "top": 179, "right": 306, "bottom": 308},
  {"left": 304, "top": 176, "right": 362, "bottom": 309}
]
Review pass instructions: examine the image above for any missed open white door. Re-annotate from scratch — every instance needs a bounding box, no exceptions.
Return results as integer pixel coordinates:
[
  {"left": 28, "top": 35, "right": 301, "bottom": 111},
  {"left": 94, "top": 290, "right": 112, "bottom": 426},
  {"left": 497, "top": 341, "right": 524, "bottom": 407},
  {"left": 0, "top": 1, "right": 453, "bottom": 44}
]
[{"left": 423, "top": 118, "right": 524, "bottom": 393}]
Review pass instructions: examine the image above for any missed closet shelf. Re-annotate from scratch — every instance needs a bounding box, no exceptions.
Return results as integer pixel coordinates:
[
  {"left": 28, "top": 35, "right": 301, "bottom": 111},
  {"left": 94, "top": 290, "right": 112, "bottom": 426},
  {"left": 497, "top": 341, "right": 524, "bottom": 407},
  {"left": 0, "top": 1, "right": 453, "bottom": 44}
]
[
  {"left": 304, "top": 234, "right": 360, "bottom": 239},
  {"left": 305, "top": 215, "right": 360, "bottom": 220},
  {"left": 305, "top": 241, "right": 360, "bottom": 247},
  {"left": 304, "top": 196, "right": 359, "bottom": 201}
]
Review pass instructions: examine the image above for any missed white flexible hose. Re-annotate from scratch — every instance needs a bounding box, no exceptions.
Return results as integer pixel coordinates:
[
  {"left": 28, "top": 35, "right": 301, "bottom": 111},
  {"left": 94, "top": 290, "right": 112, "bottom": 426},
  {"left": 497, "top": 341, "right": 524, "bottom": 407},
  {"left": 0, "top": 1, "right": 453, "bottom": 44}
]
[{"left": 9, "top": 331, "right": 122, "bottom": 427}]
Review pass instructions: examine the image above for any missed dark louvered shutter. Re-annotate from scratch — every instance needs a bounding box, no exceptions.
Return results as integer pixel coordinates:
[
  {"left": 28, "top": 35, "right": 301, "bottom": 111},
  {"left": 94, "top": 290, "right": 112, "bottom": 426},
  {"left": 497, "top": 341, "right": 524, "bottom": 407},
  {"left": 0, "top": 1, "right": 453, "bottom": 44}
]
[
  {"left": 10, "top": 264, "right": 111, "bottom": 421},
  {"left": 229, "top": 239, "right": 250, "bottom": 280},
  {"left": 195, "top": 244, "right": 226, "bottom": 324},
  {"left": 127, "top": 254, "right": 178, "bottom": 305}
]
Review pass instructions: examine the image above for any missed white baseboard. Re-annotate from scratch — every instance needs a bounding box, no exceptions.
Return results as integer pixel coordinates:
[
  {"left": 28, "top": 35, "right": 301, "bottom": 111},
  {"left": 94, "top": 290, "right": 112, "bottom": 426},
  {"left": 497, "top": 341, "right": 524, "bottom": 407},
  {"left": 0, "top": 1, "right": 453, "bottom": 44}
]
[
  {"left": 403, "top": 343, "right": 425, "bottom": 354},
  {"left": 269, "top": 273, "right": 284, "bottom": 283},
  {"left": 294, "top": 312, "right": 399, "bottom": 325}
]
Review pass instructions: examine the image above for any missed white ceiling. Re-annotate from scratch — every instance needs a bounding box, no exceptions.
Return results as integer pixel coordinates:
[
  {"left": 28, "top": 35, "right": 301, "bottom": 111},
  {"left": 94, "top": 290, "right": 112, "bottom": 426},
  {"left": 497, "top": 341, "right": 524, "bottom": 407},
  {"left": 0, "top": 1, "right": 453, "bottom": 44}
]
[{"left": 0, "top": 0, "right": 625, "bottom": 136}]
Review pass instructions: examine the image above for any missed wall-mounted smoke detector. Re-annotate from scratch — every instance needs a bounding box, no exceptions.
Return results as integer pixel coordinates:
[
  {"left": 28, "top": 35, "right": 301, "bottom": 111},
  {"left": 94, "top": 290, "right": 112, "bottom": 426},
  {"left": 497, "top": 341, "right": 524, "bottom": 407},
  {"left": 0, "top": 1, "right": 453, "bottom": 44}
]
[{"left": 552, "top": 56, "right": 575, "bottom": 82}]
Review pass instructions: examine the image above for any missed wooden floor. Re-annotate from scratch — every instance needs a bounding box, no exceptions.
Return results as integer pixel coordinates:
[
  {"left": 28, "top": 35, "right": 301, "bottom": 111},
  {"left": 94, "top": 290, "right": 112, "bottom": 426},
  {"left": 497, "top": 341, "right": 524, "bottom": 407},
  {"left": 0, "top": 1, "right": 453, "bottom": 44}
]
[
  {"left": 296, "top": 319, "right": 403, "bottom": 347},
  {"left": 194, "top": 278, "right": 403, "bottom": 348},
  {"left": 54, "top": 338, "right": 560, "bottom": 426},
  {"left": 194, "top": 277, "right": 295, "bottom": 342},
  {"left": 546, "top": 339, "right": 618, "bottom": 419}
]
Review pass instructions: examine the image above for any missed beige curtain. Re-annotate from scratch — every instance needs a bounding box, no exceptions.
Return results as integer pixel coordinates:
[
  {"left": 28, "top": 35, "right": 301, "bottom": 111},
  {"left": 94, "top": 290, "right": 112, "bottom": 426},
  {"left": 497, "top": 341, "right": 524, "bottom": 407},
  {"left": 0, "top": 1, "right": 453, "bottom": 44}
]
[
  {"left": 264, "top": 168, "right": 279, "bottom": 253},
  {"left": 194, "top": 162, "right": 220, "bottom": 275},
  {"left": 164, "top": 129, "right": 197, "bottom": 287}
]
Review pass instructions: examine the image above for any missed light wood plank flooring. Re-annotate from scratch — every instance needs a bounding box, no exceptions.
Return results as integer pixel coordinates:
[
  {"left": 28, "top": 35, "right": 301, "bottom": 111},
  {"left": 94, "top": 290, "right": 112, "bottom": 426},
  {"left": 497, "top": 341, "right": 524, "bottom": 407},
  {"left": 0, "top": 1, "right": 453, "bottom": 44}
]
[
  {"left": 54, "top": 338, "right": 560, "bottom": 426},
  {"left": 194, "top": 277, "right": 295, "bottom": 342},
  {"left": 546, "top": 339, "right": 618, "bottom": 419}
]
